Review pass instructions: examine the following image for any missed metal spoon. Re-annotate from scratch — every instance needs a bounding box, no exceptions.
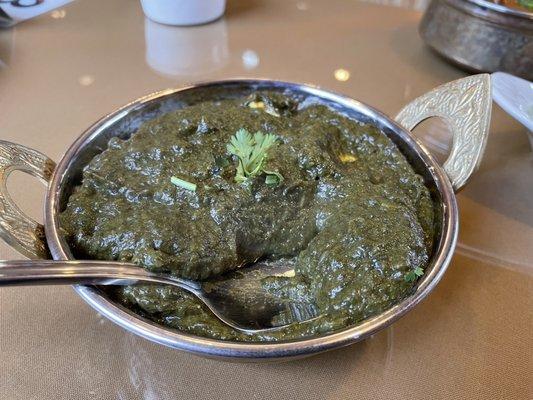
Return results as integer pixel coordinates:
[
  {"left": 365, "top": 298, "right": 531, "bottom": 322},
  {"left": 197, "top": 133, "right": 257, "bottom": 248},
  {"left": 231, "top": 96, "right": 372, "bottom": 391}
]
[{"left": 0, "top": 259, "right": 317, "bottom": 334}]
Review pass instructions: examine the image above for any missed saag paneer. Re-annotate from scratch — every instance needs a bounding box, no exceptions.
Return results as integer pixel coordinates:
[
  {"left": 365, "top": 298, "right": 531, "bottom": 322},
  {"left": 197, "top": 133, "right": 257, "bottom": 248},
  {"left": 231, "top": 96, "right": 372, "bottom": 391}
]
[{"left": 60, "top": 92, "right": 435, "bottom": 342}]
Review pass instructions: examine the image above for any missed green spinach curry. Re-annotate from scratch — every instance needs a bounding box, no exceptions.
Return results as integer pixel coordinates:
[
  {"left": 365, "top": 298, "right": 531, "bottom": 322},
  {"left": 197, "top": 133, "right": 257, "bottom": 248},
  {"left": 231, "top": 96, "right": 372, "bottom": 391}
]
[{"left": 60, "top": 92, "right": 435, "bottom": 342}]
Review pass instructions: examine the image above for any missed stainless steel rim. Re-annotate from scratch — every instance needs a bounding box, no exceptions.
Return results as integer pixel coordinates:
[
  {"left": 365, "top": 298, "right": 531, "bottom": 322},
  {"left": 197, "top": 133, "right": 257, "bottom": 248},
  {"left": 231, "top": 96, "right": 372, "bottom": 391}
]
[{"left": 44, "top": 79, "right": 458, "bottom": 360}]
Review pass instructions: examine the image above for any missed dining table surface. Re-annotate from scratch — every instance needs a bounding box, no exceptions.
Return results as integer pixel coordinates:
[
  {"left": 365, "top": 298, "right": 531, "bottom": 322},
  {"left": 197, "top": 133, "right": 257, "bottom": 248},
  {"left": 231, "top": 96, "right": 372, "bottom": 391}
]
[{"left": 0, "top": 0, "right": 531, "bottom": 399}]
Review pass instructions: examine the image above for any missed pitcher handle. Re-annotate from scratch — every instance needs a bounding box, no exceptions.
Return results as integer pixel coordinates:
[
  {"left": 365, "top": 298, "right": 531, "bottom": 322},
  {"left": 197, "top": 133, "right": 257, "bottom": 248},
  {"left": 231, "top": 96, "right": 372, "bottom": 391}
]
[
  {"left": 395, "top": 74, "right": 492, "bottom": 191},
  {"left": 0, "top": 141, "right": 56, "bottom": 259}
]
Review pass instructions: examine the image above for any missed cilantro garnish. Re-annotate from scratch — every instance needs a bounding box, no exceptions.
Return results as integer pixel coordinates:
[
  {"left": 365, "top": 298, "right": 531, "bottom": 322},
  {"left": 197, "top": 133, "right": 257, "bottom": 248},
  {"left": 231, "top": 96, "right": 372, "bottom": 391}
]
[
  {"left": 227, "top": 129, "right": 283, "bottom": 185},
  {"left": 405, "top": 266, "right": 424, "bottom": 282},
  {"left": 170, "top": 176, "right": 197, "bottom": 192}
]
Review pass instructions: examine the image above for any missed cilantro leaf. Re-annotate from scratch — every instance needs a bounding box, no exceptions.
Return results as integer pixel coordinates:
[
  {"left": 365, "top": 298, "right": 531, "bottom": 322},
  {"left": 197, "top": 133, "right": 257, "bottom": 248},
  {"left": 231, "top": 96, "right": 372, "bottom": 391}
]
[
  {"left": 405, "top": 266, "right": 424, "bottom": 282},
  {"left": 227, "top": 129, "right": 283, "bottom": 185}
]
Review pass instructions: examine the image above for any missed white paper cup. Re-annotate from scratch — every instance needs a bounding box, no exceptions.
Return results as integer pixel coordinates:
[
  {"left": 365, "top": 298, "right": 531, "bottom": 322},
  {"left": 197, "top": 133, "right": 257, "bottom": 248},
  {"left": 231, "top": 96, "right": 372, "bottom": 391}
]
[{"left": 140, "top": 0, "right": 226, "bottom": 26}]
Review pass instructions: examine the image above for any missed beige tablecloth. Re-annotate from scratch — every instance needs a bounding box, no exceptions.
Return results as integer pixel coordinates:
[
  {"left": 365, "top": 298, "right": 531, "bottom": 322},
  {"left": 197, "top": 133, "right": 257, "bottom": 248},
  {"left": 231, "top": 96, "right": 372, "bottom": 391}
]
[{"left": 0, "top": 1, "right": 531, "bottom": 399}]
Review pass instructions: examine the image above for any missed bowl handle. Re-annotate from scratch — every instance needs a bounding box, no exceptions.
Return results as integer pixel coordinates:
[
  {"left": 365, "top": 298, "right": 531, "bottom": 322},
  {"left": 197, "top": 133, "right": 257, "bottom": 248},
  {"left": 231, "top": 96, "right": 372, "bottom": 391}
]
[
  {"left": 0, "top": 141, "right": 56, "bottom": 259},
  {"left": 395, "top": 74, "right": 492, "bottom": 192}
]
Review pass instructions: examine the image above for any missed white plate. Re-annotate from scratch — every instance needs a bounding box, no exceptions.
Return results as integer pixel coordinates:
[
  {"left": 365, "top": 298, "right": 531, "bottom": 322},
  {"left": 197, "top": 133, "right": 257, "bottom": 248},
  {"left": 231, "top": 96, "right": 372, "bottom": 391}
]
[{"left": 492, "top": 72, "right": 533, "bottom": 132}]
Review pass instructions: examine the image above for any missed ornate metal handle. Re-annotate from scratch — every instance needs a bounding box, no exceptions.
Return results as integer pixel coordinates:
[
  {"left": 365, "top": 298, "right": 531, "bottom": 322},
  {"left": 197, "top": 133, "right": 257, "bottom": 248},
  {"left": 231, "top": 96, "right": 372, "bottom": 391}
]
[
  {"left": 395, "top": 74, "right": 492, "bottom": 191},
  {"left": 0, "top": 141, "right": 56, "bottom": 259}
]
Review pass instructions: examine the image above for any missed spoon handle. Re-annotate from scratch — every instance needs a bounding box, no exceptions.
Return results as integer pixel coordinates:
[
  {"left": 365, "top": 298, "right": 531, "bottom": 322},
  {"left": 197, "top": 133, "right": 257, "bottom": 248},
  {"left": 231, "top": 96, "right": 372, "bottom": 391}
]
[{"left": 0, "top": 260, "right": 201, "bottom": 290}]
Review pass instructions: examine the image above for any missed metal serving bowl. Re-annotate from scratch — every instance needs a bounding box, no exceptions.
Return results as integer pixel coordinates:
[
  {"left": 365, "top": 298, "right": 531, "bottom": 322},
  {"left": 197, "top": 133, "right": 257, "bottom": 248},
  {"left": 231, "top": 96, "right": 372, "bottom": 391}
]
[
  {"left": 0, "top": 77, "right": 492, "bottom": 361},
  {"left": 420, "top": 0, "right": 533, "bottom": 80}
]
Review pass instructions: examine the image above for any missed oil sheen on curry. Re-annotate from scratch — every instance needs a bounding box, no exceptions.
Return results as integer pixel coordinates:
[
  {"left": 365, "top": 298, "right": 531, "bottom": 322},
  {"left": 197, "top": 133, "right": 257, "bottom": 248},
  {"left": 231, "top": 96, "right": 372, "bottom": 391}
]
[{"left": 60, "top": 92, "right": 435, "bottom": 342}]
